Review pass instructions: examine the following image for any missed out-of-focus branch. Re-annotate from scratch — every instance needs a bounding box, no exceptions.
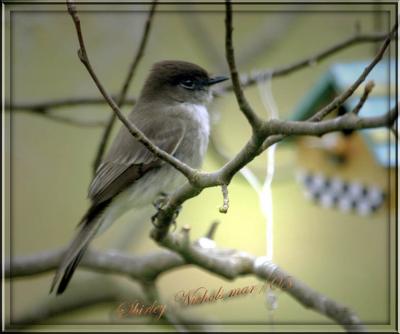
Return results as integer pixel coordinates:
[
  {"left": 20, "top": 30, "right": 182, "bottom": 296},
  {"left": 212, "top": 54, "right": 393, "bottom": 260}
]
[
  {"left": 6, "top": 248, "right": 183, "bottom": 281},
  {"left": 6, "top": 224, "right": 366, "bottom": 332},
  {"left": 27, "top": 110, "right": 107, "bottom": 127},
  {"left": 92, "top": 0, "right": 158, "bottom": 174},
  {"left": 5, "top": 32, "right": 390, "bottom": 117},
  {"left": 5, "top": 96, "right": 136, "bottom": 112},
  {"left": 7, "top": 278, "right": 128, "bottom": 328},
  {"left": 308, "top": 24, "right": 397, "bottom": 123},
  {"left": 351, "top": 80, "right": 375, "bottom": 114},
  {"left": 215, "top": 31, "right": 393, "bottom": 96},
  {"left": 7, "top": 276, "right": 212, "bottom": 330}
]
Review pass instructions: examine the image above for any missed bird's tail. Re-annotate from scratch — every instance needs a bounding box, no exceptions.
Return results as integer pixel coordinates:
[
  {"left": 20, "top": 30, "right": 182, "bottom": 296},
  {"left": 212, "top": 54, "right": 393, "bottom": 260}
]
[{"left": 50, "top": 212, "right": 104, "bottom": 295}]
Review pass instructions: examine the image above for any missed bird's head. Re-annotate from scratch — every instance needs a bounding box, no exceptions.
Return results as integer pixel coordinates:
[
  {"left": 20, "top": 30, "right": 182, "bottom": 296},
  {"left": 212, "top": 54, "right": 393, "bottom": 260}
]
[{"left": 140, "top": 60, "right": 228, "bottom": 105}]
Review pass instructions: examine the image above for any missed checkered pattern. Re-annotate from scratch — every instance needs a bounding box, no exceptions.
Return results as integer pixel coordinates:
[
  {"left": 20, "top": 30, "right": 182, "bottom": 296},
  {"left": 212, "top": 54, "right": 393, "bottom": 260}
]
[{"left": 296, "top": 170, "right": 385, "bottom": 216}]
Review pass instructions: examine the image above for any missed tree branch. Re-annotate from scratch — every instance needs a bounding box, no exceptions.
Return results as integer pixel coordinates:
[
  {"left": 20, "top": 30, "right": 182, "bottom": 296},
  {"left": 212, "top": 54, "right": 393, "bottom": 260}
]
[
  {"left": 262, "top": 105, "right": 397, "bottom": 137},
  {"left": 92, "top": 0, "right": 158, "bottom": 175},
  {"left": 216, "top": 31, "right": 392, "bottom": 96},
  {"left": 5, "top": 96, "right": 136, "bottom": 112},
  {"left": 6, "top": 228, "right": 366, "bottom": 332},
  {"left": 219, "top": 184, "right": 229, "bottom": 214},
  {"left": 351, "top": 81, "right": 375, "bottom": 115},
  {"left": 25, "top": 110, "right": 107, "bottom": 127},
  {"left": 5, "top": 32, "right": 390, "bottom": 116},
  {"left": 224, "top": 0, "right": 263, "bottom": 131},
  {"left": 308, "top": 24, "right": 397, "bottom": 123}
]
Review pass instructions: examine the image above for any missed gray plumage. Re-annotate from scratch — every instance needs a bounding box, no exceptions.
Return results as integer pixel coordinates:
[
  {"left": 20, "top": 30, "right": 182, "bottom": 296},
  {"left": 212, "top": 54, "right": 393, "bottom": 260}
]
[{"left": 50, "top": 60, "right": 228, "bottom": 294}]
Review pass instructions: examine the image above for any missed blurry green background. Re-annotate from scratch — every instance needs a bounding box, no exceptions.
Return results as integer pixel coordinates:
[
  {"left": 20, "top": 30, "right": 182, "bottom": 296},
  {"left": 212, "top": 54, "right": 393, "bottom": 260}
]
[{"left": 4, "top": 1, "right": 397, "bottom": 332}]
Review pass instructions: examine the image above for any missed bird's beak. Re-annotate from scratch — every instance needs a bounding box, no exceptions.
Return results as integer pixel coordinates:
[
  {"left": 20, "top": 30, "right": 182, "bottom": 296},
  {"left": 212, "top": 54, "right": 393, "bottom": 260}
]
[{"left": 206, "top": 75, "right": 229, "bottom": 86}]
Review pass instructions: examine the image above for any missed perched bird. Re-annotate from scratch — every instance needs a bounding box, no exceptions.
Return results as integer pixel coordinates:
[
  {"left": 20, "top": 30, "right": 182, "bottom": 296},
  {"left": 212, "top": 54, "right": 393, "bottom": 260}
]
[{"left": 50, "top": 60, "right": 228, "bottom": 294}]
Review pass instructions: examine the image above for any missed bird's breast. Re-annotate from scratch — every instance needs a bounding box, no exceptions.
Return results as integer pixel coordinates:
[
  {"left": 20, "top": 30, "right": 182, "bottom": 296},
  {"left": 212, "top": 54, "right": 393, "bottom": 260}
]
[{"left": 174, "top": 103, "right": 210, "bottom": 169}]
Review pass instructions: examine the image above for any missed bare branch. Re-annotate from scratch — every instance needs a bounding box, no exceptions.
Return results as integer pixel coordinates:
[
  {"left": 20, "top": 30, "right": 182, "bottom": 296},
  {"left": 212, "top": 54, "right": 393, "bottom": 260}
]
[
  {"left": 224, "top": 0, "right": 262, "bottom": 130},
  {"left": 309, "top": 24, "right": 397, "bottom": 123},
  {"left": 219, "top": 184, "right": 229, "bottom": 214},
  {"left": 262, "top": 106, "right": 396, "bottom": 137},
  {"left": 5, "top": 96, "right": 136, "bottom": 112},
  {"left": 26, "top": 110, "right": 106, "bottom": 127},
  {"left": 7, "top": 279, "right": 129, "bottom": 328},
  {"left": 257, "top": 27, "right": 396, "bottom": 153},
  {"left": 181, "top": 225, "right": 191, "bottom": 248},
  {"left": 92, "top": 0, "right": 158, "bottom": 174},
  {"left": 6, "top": 238, "right": 366, "bottom": 332},
  {"left": 6, "top": 248, "right": 183, "bottom": 281},
  {"left": 66, "top": 0, "right": 197, "bottom": 182},
  {"left": 6, "top": 32, "right": 390, "bottom": 116},
  {"left": 351, "top": 81, "right": 375, "bottom": 114},
  {"left": 216, "top": 31, "right": 392, "bottom": 95},
  {"left": 205, "top": 221, "right": 219, "bottom": 240}
]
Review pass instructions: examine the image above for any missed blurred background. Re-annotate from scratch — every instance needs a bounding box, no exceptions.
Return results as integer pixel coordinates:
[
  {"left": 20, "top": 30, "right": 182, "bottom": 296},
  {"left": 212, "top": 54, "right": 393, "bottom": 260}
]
[{"left": 4, "top": 0, "right": 397, "bottom": 332}]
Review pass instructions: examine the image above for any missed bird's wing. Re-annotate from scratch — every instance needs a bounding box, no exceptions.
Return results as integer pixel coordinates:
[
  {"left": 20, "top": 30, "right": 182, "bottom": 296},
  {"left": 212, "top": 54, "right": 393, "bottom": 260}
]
[
  {"left": 88, "top": 116, "right": 186, "bottom": 206},
  {"left": 51, "top": 117, "right": 186, "bottom": 294}
]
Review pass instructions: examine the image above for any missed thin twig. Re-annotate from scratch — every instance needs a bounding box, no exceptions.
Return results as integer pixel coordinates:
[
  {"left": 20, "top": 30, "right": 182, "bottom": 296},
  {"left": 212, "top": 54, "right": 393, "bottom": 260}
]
[
  {"left": 6, "top": 32, "right": 389, "bottom": 116},
  {"left": 66, "top": 0, "right": 197, "bottom": 182},
  {"left": 34, "top": 112, "right": 106, "bottom": 127},
  {"left": 216, "top": 31, "right": 391, "bottom": 96},
  {"left": 5, "top": 96, "right": 136, "bottom": 112},
  {"left": 351, "top": 81, "right": 375, "bottom": 114},
  {"left": 224, "top": 0, "right": 262, "bottom": 130},
  {"left": 258, "top": 27, "right": 397, "bottom": 153},
  {"left": 92, "top": 0, "right": 158, "bottom": 174},
  {"left": 219, "top": 184, "right": 229, "bottom": 214},
  {"left": 308, "top": 24, "right": 397, "bottom": 123},
  {"left": 181, "top": 225, "right": 191, "bottom": 248},
  {"left": 205, "top": 221, "right": 219, "bottom": 240}
]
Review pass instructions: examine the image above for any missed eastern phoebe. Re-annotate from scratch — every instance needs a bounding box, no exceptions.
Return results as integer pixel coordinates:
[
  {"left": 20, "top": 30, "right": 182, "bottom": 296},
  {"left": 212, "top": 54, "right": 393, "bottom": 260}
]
[{"left": 50, "top": 60, "right": 228, "bottom": 294}]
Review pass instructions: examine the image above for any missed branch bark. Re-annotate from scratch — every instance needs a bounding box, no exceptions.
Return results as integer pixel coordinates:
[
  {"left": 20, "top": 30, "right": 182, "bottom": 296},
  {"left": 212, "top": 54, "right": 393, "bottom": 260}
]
[
  {"left": 225, "top": 0, "right": 262, "bottom": 130},
  {"left": 6, "top": 230, "right": 366, "bottom": 332}
]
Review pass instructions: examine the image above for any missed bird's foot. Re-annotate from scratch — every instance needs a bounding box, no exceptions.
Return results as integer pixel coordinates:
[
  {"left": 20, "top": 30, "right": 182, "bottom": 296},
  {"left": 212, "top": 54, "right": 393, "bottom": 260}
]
[
  {"left": 152, "top": 192, "right": 169, "bottom": 211},
  {"left": 151, "top": 192, "right": 182, "bottom": 232}
]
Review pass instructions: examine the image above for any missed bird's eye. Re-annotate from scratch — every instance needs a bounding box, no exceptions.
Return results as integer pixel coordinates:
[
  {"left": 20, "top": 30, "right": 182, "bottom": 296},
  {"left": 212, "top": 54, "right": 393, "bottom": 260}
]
[{"left": 179, "top": 79, "right": 196, "bottom": 90}]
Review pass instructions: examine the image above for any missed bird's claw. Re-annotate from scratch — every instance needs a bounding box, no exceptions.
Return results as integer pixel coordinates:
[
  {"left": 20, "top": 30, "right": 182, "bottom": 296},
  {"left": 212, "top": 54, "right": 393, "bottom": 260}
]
[
  {"left": 151, "top": 192, "right": 182, "bottom": 231},
  {"left": 152, "top": 192, "right": 169, "bottom": 211}
]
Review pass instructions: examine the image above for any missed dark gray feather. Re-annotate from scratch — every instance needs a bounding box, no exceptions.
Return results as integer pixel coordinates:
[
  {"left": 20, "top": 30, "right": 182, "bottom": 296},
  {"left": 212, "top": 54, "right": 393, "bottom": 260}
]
[{"left": 88, "top": 115, "right": 186, "bottom": 205}]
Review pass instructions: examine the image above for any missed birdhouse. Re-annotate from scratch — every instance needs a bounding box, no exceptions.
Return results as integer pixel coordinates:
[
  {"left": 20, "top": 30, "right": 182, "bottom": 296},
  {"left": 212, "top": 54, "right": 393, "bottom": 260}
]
[{"left": 290, "top": 61, "right": 397, "bottom": 216}]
